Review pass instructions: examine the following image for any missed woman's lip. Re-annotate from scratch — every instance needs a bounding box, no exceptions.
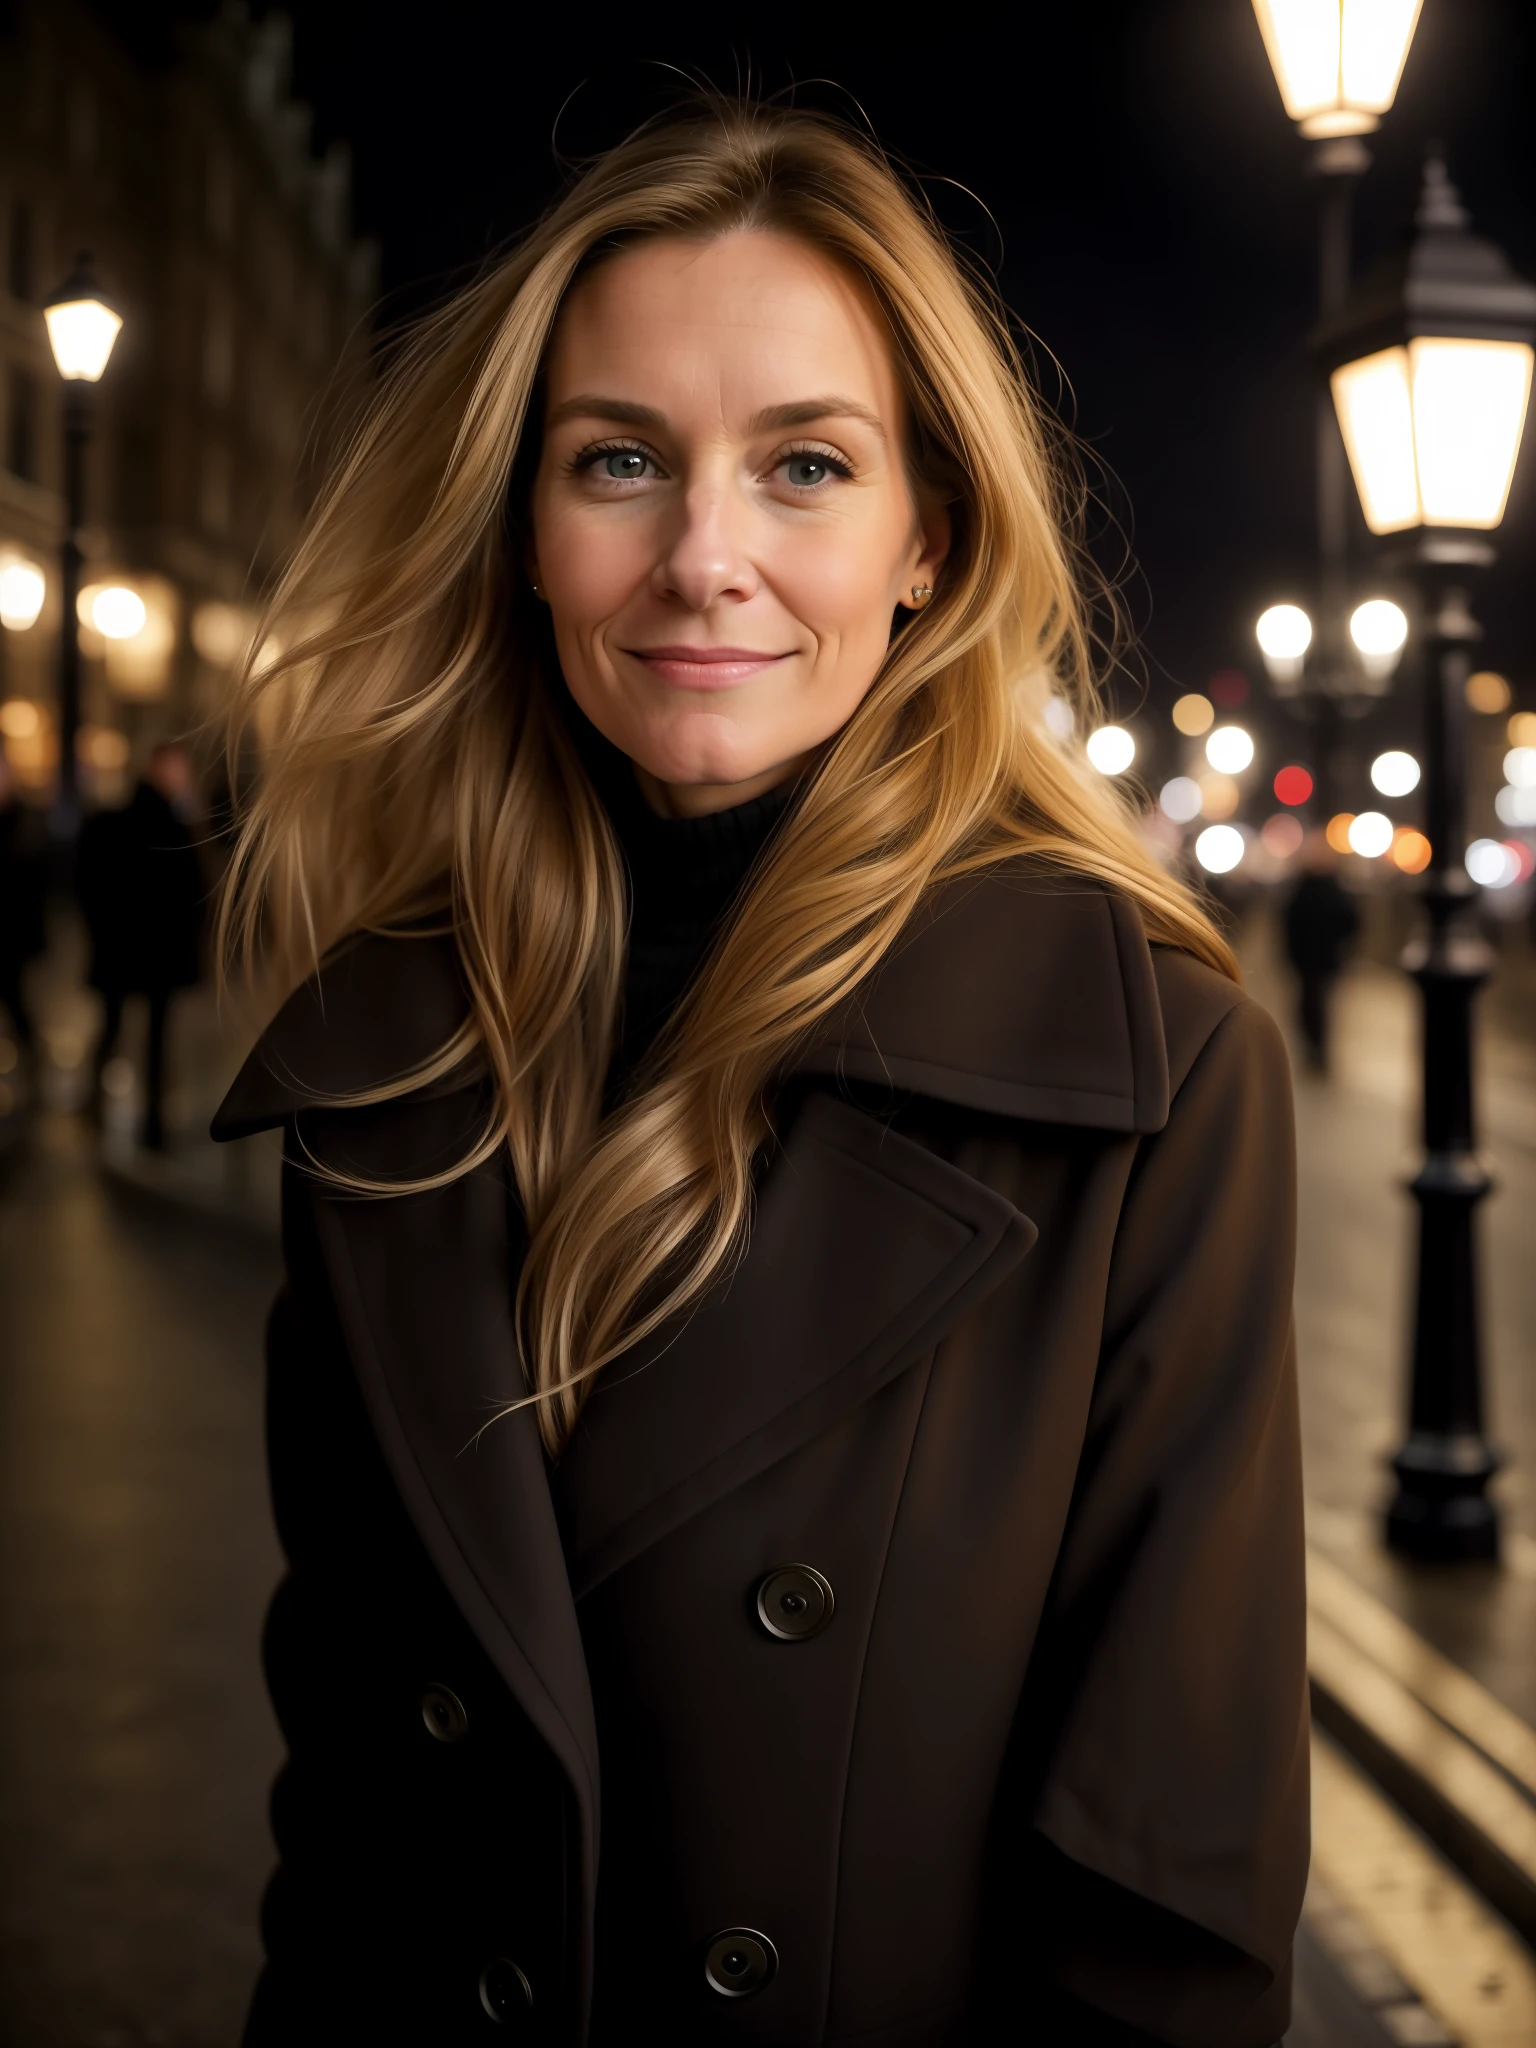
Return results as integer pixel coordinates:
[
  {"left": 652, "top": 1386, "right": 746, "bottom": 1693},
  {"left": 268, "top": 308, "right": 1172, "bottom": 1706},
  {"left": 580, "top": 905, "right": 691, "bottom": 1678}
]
[{"left": 626, "top": 647, "right": 792, "bottom": 689}]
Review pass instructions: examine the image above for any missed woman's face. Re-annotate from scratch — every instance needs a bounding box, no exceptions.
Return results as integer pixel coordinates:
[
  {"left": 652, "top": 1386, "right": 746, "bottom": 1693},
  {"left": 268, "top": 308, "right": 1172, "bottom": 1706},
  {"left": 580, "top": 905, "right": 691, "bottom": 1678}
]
[{"left": 529, "top": 230, "right": 950, "bottom": 817}]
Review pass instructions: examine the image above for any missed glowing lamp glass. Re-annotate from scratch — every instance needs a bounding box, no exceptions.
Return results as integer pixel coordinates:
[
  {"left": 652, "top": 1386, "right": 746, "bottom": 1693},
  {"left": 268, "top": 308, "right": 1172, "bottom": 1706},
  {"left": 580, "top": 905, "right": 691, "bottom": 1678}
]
[
  {"left": 44, "top": 297, "right": 124, "bottom": 382},
  {"left": 1086, "top": 725, "right": 1135, "bottom": 776},
  {"left": 1349, "top": 599, "right": 1408, "bottom": 655},
  {"left": 1370, "top": 750, "right": 1420, "bottom": 797},
  {"left": 1251, "top": 0, "right": 1422, "bottom": 137},
  {"left": 0, "top": 559, "right": 46, "bottom": 631},
  {"left": 1331, "top": 339, "right": 1535, "bottom": 534},
  {"left": 1205, "top": 726, "right": 1255, "bottom": 775},
  {"left": 1195, "top": 825, "right": 1245, "bottom": 875}
]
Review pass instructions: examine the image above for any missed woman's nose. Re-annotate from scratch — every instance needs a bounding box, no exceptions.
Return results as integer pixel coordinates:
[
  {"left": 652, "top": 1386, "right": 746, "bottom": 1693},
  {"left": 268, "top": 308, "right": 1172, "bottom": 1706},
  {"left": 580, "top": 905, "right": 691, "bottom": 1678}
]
[{"left": 652, "top": 480, "right": 760, "bottom": 610}]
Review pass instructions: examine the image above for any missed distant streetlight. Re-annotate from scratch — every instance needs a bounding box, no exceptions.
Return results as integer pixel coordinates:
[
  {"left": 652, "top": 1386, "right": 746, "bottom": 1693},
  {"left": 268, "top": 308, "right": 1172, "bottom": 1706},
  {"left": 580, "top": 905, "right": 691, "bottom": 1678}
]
[
  {"left": 1313, "top": 157, "right": 1536, "bottom": 1564},
  {"left": 0, "top": 556, "right": 47, "bottom": 632},
  {"left": 1348, "top": 596, "right": 1409, "bottom": 684},
  {"left": 42, "top": 254, "right": 123, "bottom": 835},
  {"left": 1251, "top": 1, "right": 1422, "bottom": 139},
  {"left": 1255, "top": 603, "right": 1314, "bottom": 692}
]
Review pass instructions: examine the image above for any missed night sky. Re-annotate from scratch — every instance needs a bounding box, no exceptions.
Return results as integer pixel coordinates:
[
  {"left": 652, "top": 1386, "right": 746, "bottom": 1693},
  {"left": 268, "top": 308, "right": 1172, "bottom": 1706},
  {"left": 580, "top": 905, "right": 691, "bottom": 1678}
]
[{"left": 119, "top": 0, "right": 1536, "bottom": 800}]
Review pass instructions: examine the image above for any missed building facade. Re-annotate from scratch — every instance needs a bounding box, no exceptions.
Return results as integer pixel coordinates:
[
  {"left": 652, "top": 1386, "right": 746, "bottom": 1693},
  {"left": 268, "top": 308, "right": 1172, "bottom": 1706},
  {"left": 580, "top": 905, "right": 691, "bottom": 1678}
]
[{"left": 0, "top": 0, "right": 376, "bottom": 792}]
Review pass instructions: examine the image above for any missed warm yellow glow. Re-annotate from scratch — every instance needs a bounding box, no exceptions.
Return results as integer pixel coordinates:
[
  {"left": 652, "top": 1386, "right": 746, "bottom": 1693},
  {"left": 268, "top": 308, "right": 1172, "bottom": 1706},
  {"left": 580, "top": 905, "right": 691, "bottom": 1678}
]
[
  {"left": 1391, "top": 827, "right": 1432, "bottom": 873},
  {"left": 1086, "top": 725, "right": 1136, "bottom": 776},
  {"left": 79, "top": 725, "right": 131, "bottom": 770},
  {"left": 191, "top": 600, "right": 255, "bottom": 667},
  {"left": 1326, "top": 812, "right": 1356, "bottom": 854},
  {"left": 1508, "top": 711, "right": 1536, "bottom": 748},
  {"left": 1411, "top": 337, "right": 1533, "bottom": 528},
  {"left": 1348, "top": 599, "right": 1407, "bottom": 655},
  {"left": 0, "top": 699, "right": 42, "bottom": 740},
  {"left": 1252, "top": 0, "right": 1421, "bottom": 136},
  {"left": 1465, "top": 671, "right": 1510, "bottom": 714},
  {"left": 43, "top": 297, "right": 123, "bottom": 381},
  {"left": 1172, "top": 692, "right": 1215, "bottom": 736},
  {"left": 1256, "top": 604, "right": 1313, "bottom": 659},
  {"left": 1331, "top": 348, "right": 1419, "bottom": 532},
  {"left": 1332, "top": 340, "right": 1535, "bottom": 533},
  {"left": 86, "top": 585, "right": 148, "bottom": 640},
  {"left": 0, "top": 557, "right": 46, "bottom": 631},
  {"left": 1198, "top": 772, "right": 1240, "bottom": 821}
]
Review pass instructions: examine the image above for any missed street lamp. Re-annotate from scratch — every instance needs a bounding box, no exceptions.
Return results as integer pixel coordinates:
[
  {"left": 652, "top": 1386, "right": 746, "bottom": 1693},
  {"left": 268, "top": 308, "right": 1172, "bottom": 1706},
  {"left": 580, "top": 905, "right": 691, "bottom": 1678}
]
[
  {"left": 1251, "top": 2, "right": 1423, "bottom": 140},
  {"left": 42, "top": 254, "right": 122, "bottom": 834},
  {"left": 1313, "top": 158, "right": 1536, "bottom": 1562}
]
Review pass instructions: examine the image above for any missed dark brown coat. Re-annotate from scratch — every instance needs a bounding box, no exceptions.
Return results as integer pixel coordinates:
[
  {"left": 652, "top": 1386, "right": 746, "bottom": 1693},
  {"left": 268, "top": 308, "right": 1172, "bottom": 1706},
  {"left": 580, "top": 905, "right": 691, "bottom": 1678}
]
[{"left": 214, "top": 869, "right": 1308, "bottom": 2047}]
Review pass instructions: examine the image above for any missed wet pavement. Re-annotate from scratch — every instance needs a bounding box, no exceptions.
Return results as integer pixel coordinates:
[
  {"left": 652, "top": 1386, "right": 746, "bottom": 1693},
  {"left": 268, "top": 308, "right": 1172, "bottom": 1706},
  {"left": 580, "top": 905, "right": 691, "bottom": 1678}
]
[{"left": 0, "top": 1116, "right": 280, "bottom": 2048}]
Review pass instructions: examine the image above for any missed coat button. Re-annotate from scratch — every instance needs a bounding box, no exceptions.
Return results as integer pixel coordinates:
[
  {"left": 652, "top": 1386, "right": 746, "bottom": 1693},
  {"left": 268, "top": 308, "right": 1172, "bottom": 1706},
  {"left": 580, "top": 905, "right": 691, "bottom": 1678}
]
[
  {"left": 755, "top": 1564, "right": 835, "bottom": 1642},
  {"left": 420, "top": 1683, "right": 469, "bottom": 1743},
  {"left": 478, "top": 1956, "right": 533, "bottom": 2024},
  {"left": 704, "top": 1927, "right": 778, "bottom": 1999}
]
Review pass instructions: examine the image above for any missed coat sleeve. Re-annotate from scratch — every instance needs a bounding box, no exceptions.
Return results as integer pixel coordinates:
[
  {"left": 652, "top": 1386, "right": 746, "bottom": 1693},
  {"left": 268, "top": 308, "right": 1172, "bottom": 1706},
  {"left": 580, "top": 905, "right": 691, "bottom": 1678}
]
[{"left": 1016, "top": 990, "right": 1308, "bottom": 2048}]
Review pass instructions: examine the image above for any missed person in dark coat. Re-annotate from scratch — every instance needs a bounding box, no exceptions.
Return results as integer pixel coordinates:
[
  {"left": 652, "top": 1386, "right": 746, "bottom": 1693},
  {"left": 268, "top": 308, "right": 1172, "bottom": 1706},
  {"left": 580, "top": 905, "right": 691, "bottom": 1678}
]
[
  {"left": 213, "top": 108, "right": 1306, "bottom": 2045},
  {"left": 0, "top": 749, "right": 46, "bottom": 1062},
  {"left": 77, "top": 741, "right": 205, "bottom": 1149},
  {"left": 1282, "top": 832, "right": 1361, "bottom": 1073}
]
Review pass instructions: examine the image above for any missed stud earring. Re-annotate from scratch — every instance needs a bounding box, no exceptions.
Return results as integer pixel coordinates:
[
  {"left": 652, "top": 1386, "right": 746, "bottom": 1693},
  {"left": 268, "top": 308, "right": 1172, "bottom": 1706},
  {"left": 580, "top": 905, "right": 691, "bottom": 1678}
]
[{"left": 910, "top": 584, "right": 934, "bottom": 608}]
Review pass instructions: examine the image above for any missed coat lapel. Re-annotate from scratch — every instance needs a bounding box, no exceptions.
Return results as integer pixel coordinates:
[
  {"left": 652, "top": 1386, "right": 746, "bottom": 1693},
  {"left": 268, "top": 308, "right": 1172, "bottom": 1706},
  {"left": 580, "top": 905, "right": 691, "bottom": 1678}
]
[{"left": 556, "top": 1089, "right": 1036, "bottom": 1597}]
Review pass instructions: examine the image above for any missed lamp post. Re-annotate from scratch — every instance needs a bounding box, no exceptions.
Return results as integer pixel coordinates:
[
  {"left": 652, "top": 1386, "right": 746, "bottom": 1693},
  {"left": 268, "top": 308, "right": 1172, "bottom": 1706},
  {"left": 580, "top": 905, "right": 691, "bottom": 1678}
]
[
  {"left": 42, "top": 254, "right": 123, "bottom": 837},
  {"left": 1251, "top": 3, "right": 1424, "bottom": 804},
  {"left": 1312, "top": 158, "right": 1536, "bottom": 1561}
]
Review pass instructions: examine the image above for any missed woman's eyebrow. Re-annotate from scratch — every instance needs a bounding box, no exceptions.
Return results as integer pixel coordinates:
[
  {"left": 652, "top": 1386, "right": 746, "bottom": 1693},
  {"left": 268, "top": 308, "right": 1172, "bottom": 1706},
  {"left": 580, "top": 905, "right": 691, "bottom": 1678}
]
[
  {"left": 545, "top": 395, "right": 668, "bottom": 430},
  {"left": 748, "top": 397, "right": 887, "bottom": 438},
  {"left": 543, "top": 393, "right": 888, "bottom": 437}
]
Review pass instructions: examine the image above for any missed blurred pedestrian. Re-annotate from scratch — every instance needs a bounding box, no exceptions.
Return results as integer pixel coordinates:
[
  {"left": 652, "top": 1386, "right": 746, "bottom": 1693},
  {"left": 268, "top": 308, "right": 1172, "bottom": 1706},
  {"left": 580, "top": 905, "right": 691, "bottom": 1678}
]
[
  {"left": 77, "top": 742, "right": 206, "bottom": 1150},
  {"left": 1283, "top": 830, "right": 1360, "bottom": 1073},
  {"left": 0, "top": 749, "right": 46, "bottom": 1063}
]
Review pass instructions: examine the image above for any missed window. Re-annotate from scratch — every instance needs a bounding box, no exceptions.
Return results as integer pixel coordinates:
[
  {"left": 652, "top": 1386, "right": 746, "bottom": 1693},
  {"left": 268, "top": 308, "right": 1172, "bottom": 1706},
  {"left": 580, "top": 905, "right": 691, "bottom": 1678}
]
[
  {"left": 6, "top": 368, "right": 38, "bottom": 482},
  {"left": 7, "top": 198, "right": 34, "bottom": 303}
]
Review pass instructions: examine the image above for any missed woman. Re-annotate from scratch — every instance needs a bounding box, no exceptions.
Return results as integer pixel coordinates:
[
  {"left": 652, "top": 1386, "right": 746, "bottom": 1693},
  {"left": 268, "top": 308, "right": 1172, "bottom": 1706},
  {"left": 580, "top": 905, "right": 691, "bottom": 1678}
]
[{"left": 215, "top": 103, "right": 1305, "bottom": 2046}]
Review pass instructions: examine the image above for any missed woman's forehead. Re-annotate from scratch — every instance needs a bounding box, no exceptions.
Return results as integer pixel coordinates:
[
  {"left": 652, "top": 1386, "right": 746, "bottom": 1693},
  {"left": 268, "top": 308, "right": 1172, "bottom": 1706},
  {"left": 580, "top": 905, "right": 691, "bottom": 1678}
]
[{"left": 544, "top": 230, "right": 903, "bottom": 425}]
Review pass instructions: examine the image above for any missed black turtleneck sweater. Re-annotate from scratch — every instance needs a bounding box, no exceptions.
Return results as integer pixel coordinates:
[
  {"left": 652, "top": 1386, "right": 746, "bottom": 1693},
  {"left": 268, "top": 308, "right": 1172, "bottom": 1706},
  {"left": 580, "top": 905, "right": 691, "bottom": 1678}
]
[{"left": 601, "top": 768, "right": 793, "bottom": 1095}]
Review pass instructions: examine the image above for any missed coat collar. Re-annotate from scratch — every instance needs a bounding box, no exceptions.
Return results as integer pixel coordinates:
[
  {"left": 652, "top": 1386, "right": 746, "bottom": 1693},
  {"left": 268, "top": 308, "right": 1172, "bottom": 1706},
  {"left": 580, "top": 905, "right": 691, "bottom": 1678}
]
[{"left": 212, "top": 865, "right": 1170, "bottom": 1142}]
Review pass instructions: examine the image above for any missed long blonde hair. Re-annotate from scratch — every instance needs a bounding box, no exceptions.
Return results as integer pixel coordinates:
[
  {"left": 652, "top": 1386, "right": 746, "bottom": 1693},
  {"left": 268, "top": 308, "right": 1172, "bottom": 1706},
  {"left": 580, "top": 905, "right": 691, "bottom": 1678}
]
[{"left": 222, "top": 101, "right": 1235, "bottom": 1454}]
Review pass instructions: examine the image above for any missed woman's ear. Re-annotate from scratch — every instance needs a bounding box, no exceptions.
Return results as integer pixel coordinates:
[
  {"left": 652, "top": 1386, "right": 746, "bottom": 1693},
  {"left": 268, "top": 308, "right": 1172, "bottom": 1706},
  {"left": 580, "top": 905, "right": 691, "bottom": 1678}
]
[{"left": 899, "top": 493, "right": 953, "bottom": 610}]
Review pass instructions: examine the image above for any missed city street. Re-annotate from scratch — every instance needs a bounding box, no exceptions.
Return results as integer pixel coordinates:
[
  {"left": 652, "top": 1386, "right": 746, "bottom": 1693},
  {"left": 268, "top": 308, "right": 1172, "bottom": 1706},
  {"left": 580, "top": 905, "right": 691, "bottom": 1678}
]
[{"left": 1, "top": 909, "right": 1533, "bottom": 2043}]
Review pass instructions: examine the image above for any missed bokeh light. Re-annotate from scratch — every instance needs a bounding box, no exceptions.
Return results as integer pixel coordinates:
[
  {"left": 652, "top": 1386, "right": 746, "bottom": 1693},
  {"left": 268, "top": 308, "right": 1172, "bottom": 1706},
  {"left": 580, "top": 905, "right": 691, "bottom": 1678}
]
[
  {"left": 1348, "top": 599, "right": 1408, "bottom": 656},
  {"left": 1507, "top": 841, "right": 1536, "bottom": 885},
  {"left": 1509, "top": 712, "right": 1536, "bottom": 748},
  {"left": 1086, "top": 724, "right": 1135, "bottom": 775},
  {"left": 1205, "top": 725, "right": 1255, "bottom": 774},
  {"left": 1194, "top": 825, "right": 1245, "bottom": 875},
  {"left": 1159, "top": 776, "right": 1203, "bottom": 824},
  {"left": 1197, "top": 772, "right": 1240, "bottom": 820},
  {"left": 1255, "top": 605, "right": 1313, "bottom": 660},
  {"left": 1467, "top": 671, "right": 1512, "bottom": 714},
  {"left": 0, "top": 700, "right": 41, "bottom": 740},
  {"left": 1172, "top": 693, "right": 1214, "bottom": 736},
  {"left": 1261, "top": 813, "right": 1304, "bottom": 859},
  {"left": 1326, "top": 812, "right": 1356, "bottom": 854},
  {"left": 1370, "top": 750, "right": 1421, "bottom": 797},
  {"left": 1273, "top": 764, "right": 1314, "bottom": 807},
  {"left": 1495, "top": 786, "right": 1536, "bottom": 827},
  {"left": 1466, "top": 839, "right": 1519, "bottom": 889},
  {"left": 0, "top": 559, "right": 46, "bottom": 631},
  {"left": 88, "top": 585, "right": 148, "bottom": 640},
  {"left": 1348, "top": 811, "right": 1394, "bottom": 859},
  {"left": 1391, "top": 828, "right": 1432, "bottom": 874},
  {"left": 1503, "top": 746, "right": 1536, "bottom": 790}
]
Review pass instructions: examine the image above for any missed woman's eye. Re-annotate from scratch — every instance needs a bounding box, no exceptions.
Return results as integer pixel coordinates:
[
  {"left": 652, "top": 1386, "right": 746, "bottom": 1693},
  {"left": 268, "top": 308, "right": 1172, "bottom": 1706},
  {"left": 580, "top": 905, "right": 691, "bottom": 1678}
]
[
  {"left": 783, "top": 454, "right": 835, "bottom": 489},
  {"left": 599, "top": 448, "right": 650, "bottom": 481}
]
